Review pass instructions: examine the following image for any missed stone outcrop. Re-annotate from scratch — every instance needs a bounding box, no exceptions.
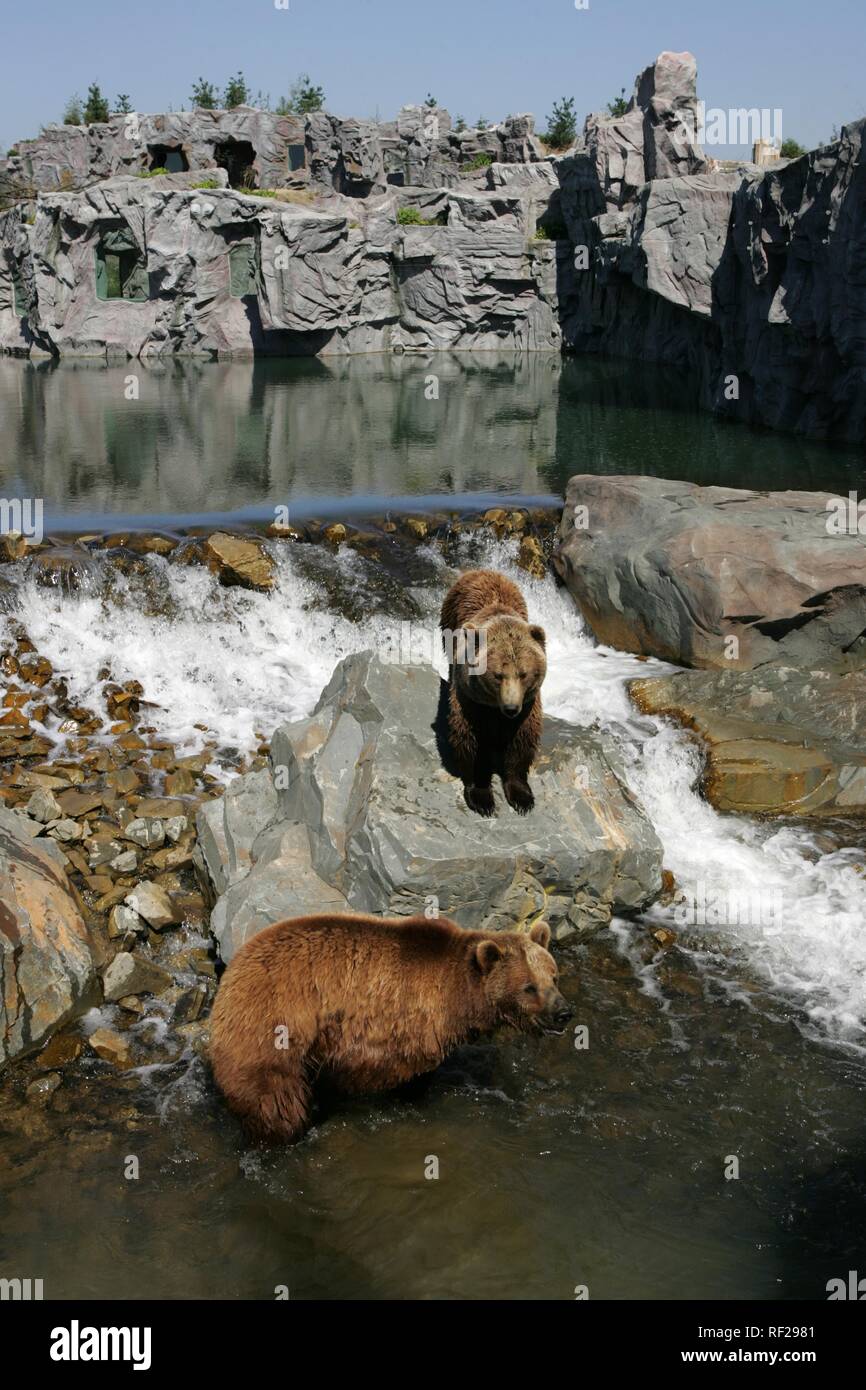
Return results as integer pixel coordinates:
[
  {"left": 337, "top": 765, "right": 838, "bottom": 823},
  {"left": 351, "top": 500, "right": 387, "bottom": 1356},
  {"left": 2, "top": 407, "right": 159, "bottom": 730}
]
[
  {"left": 0, "top": 173, "right": 559, "bottom": 357},
  {"left": 0, "top": 807, "right": 98, "bottom": 1066},
  {"left": 554, "top": 475, "right": 866, "bottom": 670},
  {"left": 558, "top": 77, "right": 866, "bottom": 440},
  {"left": 1, "top": 50, "right": 864, "bottom": 439},
  {"left": 630, "top": 665, "right": 866, "bottom": 817},
  {"left": 0, "top": 105, "right": 541, "bottom": 200},
  {"left": 195, "top": 653, "right": 663, "bottom": 962}
]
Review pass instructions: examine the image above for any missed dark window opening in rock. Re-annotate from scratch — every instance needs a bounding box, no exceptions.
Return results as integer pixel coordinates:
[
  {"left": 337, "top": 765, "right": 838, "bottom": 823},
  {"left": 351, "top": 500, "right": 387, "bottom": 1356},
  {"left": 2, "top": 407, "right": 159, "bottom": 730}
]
[
  {"left": 214, "top": 140, "right": 257, "bottom": 190},
  {"left": 229, "top": 241, "right": 259, "bottom": 298},
  {"left": 288, "top": 144, "right": 305, "bottom": 173},
  {"left": 6, "top": 255, "right": 27, "bottom": 316},
  {"left": 148, "top": 144, "right": 188, "bottom": 173},
  {"left": 346, "top": 180, "right": 374, "bottom": 199},
  {"left": 386, "top": 171, "right": 405, "bottom": 187},
  {"left": 95, "top": 226, "right": 149, "bottom": 302}
]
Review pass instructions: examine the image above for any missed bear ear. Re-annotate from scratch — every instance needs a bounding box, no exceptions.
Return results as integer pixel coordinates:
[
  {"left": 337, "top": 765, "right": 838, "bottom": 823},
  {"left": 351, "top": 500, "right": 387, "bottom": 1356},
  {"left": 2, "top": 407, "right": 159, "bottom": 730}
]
[
  {"left": 474, "top": 938, "right": 505, "bottom": 975},
  {"left": 529, "top": 624, "right": 546, "bottom": 649},
  {"left": 529, "top": 921, "right": 552, "bottom": 950}
]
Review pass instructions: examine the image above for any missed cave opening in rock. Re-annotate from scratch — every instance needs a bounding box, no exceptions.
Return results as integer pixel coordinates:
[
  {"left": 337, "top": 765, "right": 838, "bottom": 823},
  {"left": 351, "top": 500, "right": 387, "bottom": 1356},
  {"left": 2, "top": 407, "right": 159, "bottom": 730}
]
[
  {"left": 95, "top": 225, "right": 149, "bottom": 301},
  {"left": 288, "top": 144, "right": 306, "bottom": 173},
  {"left": 214, "top": 139, "right": 257, "bottom": 190},
  {"left": 147, "top": 145, "right": 188, "bottom": 173}
]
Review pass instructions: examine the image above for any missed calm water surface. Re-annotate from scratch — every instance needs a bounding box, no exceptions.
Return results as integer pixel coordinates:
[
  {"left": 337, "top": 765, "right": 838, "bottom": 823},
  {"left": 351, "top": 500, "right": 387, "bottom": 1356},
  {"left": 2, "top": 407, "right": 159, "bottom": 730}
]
[{"left": 1, "top": 354, "right": 863, "bottom": 530}]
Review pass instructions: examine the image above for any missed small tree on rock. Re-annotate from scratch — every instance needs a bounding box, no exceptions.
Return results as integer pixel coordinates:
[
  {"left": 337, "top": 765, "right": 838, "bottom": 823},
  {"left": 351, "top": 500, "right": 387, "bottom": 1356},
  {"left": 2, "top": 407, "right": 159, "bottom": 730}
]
[
  {"left": 544, "top": 96, "right": 577, "bottom": 149},
  {"left": 63, "top": 94, "right": 83, "bottom": 126},
  {"left": 224, "top": 72, "right": 249, "bottom": 109},
  {"left": 780, "top": 138, "right": 807, "bottom": 159},
  {"left": 607, "top": 88, "right": 628, "bottom": 118},
  {"left": 84, "top": 83, "right": 110, "bottom": 124},
  {"left": 284, "top": 74, "right": 325, "bottom": 114},
  {"left": 191, "top": 78, "right": 218, "bottom": 110},
  {"left": 115, "top": 94, "right": 133, "bottom": 114}
]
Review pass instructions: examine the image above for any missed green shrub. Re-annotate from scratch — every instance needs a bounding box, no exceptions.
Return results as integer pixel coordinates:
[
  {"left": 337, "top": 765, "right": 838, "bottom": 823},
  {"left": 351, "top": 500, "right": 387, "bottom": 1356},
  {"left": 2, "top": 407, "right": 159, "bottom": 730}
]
[
  {"left": 396, "top": 205, "right": 447, "bottom": 227},
  {"left": 461, "top": 152, "right": 493, "bottom": 172},
  {"left": 139, "top": 166, "right": 168, "bottom": 177},
  {"left": 191, "top": 178, "right": 220, "bottom": 189},
  {"left": 780, "top": 138, "right": 807, "bottom": 159},
  {"left": 606, "top": 88, "right": 628, "bottom": 118}
]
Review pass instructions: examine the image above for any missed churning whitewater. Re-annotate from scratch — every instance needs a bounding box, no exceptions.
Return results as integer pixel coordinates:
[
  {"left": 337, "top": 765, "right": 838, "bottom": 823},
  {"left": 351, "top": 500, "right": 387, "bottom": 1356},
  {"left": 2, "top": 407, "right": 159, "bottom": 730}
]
[{"left": 6, "top": 535, "right": 866, "bottom": 1051}]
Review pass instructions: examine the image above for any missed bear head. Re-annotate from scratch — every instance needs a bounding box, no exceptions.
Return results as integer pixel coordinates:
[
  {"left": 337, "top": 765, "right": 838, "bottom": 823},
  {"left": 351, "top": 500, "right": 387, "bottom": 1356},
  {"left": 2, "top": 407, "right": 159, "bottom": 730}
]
[
  {"left": 454, "top": 615, "right": 547, "bottom": 719},
  {"left": 473, "top": 921, "right": 572, "bottom": 1034}
]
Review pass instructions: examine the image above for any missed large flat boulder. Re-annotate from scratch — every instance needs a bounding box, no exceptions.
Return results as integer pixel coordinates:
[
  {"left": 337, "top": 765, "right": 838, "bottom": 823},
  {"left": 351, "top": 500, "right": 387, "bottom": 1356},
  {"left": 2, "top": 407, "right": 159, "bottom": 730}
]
[
  {"left": 554, "top": 475, "right": 866, "bottom": 669},
  {"left": 630, "top": 664, "right": 866, "bottom": 817},
  {"left": 196, "top": 653, "right": 663, "bottom": 961},
  {"left": 0, "top": 808, "right": 98, "bottom": 1067}
]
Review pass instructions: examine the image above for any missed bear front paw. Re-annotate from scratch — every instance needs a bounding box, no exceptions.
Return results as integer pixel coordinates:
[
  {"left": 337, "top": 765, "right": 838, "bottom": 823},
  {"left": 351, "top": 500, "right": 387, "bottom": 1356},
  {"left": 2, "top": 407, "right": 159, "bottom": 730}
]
[
  {"left": 504, "top": 780, "right": 534, "bottom": 815},
  {"left": 465, "top": 785, "right": 496, "bottom": 817}
]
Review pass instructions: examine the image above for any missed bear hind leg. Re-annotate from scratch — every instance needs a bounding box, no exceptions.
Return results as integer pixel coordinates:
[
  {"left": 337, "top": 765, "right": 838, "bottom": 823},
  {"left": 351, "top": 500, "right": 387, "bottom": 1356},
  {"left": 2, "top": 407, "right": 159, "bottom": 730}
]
[{"left": 221, "top": 1057, "right": 313, "bottom": 1144}]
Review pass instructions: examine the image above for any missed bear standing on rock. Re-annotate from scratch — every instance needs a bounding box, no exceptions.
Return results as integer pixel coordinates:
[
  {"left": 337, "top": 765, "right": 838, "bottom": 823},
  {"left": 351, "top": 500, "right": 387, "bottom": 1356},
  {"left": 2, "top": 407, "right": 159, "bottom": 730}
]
[
  {"left": 440, "top": 569, "right": 547, "bottom": 816},
  {"left": 209, "top": 913, "right": 571, "bottom": 1143}
]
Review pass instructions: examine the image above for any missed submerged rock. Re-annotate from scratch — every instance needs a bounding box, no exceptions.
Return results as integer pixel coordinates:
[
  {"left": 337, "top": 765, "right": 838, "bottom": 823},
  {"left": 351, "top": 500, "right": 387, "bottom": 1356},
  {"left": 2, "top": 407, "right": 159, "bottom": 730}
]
[
  {"left": 0, "top": 808, "right": 98, "bottom": 1067},
  {"left": 555, "top": 475, "right": 866, "bottom": 669},
  {"left": 197, "top": 652, "right": 663, "bottom": 961}
]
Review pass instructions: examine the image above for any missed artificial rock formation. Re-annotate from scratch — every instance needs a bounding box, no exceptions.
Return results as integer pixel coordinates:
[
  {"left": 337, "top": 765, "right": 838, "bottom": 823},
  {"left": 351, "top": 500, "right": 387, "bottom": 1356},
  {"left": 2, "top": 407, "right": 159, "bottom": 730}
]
[
  {"left": 630, "top": 665, "right": 866, "bottom": 817},
  {"left": 554, "top": 475, "right": 866, "bottom": 670},
  {"left": 0, "top": 51, "right": 864, "bottom": 439}
]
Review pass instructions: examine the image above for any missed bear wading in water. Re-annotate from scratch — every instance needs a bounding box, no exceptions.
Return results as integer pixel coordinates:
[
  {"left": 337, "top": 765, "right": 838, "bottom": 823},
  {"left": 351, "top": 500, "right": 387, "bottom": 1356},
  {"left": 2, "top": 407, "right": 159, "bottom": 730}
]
[
  {"left": 209, "top": 913, "right": 572, "bottom": 1144},
  {"left": 440, "top": 568, "right": 547, "bottom": 816}
]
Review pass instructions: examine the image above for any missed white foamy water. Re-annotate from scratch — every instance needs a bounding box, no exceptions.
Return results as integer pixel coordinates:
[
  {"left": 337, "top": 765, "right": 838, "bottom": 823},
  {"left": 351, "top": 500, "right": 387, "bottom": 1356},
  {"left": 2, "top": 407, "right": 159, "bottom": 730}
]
[{"left": 5, "top": 537, "right": 866, "bottom": 1050}]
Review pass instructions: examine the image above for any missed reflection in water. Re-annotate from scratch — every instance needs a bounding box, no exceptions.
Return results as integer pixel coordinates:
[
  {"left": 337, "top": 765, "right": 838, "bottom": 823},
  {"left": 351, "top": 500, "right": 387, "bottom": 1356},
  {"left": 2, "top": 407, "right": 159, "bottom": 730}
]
[{"left": 0, "top": 354, "right": 862, "bottom": 530}]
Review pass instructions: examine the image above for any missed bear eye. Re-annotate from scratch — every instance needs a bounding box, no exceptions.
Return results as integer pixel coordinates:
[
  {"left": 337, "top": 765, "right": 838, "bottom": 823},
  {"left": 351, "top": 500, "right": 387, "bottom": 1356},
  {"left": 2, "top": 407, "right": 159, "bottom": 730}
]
[
  {"left": 495, "top": 672, "right": 504, "bottom": 681},
  {"left": 523, "top": 984, "right": 538, "bottom": 995},
  {"left": 518, "top": 672, "right": 527, "bottom": 680}
]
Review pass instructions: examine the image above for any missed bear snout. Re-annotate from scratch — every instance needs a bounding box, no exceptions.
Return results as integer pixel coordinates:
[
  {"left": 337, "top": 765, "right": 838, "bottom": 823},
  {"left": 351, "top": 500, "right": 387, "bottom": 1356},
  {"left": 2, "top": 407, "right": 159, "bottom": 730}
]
[{"left": 543, "top": 991, "right": 575, "bottom": 1032}]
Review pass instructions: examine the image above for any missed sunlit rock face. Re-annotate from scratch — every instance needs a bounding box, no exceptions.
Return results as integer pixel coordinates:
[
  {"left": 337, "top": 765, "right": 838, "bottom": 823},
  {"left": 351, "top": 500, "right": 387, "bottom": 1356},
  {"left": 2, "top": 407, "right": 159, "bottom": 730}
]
[{"left": 0, "top": 808, "right": 98, "bottom": 1067}]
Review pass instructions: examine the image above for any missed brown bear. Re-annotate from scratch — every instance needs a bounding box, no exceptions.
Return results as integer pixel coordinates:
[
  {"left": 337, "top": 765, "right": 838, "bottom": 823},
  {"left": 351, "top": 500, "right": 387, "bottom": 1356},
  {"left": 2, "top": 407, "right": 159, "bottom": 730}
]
[
  {"left": 439, "top": 568, "right": 546, "bottom": 816},
  {"left": 209, "top": 913, "right": 571, "bottom": 1143}
]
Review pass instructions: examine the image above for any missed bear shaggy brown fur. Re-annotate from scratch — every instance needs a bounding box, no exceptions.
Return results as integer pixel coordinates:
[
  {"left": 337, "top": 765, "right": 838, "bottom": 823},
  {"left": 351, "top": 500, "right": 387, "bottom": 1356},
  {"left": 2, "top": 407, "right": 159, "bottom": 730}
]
[
  {"left": 209, "top": 913, "right": 571, "bottom": 1143},
  {"left": 440, "top": 568, "right": 547, "bottom": 816}
]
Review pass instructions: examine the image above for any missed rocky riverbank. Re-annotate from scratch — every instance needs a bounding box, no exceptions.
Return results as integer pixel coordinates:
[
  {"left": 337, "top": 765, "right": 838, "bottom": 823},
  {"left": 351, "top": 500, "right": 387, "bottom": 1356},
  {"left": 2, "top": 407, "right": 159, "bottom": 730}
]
[
  {"left": 0, "top": 507, "right": 557, "bottom": 1073},
  {"left": 3, "top": 480, "right": 866, "bottom": 1097}
]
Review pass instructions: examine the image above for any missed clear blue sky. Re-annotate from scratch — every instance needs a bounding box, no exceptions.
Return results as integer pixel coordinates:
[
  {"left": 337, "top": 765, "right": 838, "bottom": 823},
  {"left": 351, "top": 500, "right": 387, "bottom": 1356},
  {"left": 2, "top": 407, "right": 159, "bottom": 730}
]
[{"left": 3, "top": 0, "right": 863, "bottom": 157}]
